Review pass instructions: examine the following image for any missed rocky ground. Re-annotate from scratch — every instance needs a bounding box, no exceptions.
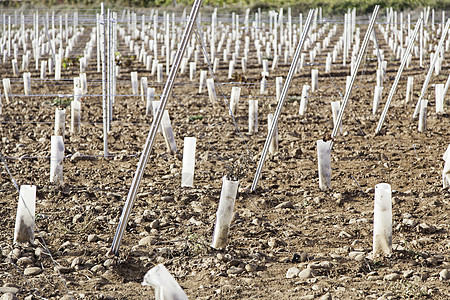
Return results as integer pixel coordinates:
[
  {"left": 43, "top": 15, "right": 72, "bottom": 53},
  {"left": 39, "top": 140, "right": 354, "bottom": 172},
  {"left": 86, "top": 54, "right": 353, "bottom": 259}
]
[{"left": 0, "top": 10, "right": 449, "bottom": 300}]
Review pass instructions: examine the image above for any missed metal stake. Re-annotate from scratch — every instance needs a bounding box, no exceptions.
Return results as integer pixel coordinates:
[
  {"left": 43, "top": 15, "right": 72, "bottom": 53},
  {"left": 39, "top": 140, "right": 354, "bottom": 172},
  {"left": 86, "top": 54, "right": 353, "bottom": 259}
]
[
  {"left": 330, "top": 5, "right": 380, "bottom": 148},
  {"left": 375, "top": 17, "right": 423, "bottom": 134},
  {"left": 413, "top": 19, "right": 450, "bottom": 118},
  {"left": 110, "top": 0, "right": 203, "bottom": 255},
  {"left": 250, "top": 9, "right": 315, "bottom": 192}
]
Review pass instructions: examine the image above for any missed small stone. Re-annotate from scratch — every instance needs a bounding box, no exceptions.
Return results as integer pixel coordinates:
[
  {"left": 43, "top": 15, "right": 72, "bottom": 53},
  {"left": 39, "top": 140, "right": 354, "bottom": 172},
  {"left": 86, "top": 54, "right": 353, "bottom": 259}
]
[
  {"left": 161, "top": 196, "right": 174, "bottom": 202},
  {"left": 245, "top": 264, "right": 257, "bottom": 272},
  {"left": 24, "top": 267, "right": 42, "bottom": 276},
  {"left": 70, "top": 152, "right": 82, "bottom": 161},
  {"left": 298, "top": 268, "right": 314, "bottom": 279},
  {"left": 275, "top": 201, "right": 294, "bottom": 209},
  {"left": 72, "top": 214, "right": 83, "bottom": 223},
  {"left": 384, "top": 273, "right": 400, "bottom": 281},
  {"left": 417, "top": 223, "right": 436, "bottom": 233},
  {"left": 365, "top": 188, "right": 374, "bottom": 193},
  {"left": 103, "top": 259, "right": 116, "bottom": 268},
  {"left": 439, "top": 269, "right": 449, "bottom": 280},
  {"left": 71, "top": 257, "right": 82, "bottom": 268},
  {"left": 348, "top": 251, "right": 365, "bottom": 259},
  {"left": 286, "top": 267, "right": 300, "bottom": 278},
  {"left": 0, "top": 287, "right": 19, "bottom": 294},
  {"left": 319, "top": 293, "right": 332, "bottom": 300},
  {"left": 150, "top": 220, "right": 160, "bottom": 229},
  {"left": 91, "top": 264, "right": 105, "bottom": 274},
  {"left": 1, "top": 294, "right": 17, "bottom": 300},
  {"left": 227, "top": 267, "right": 244, "bottom": 275},
  {"left": 16, "top": 257, "right": 33, "bottom": 267},
  {"left": 403, "top": 219, "right": 416, "bottom": 227},
  {"left": 216, "top": 253, "right": 227, "bottom": 262},
  {"left": 34, "top": 247, "right": 44, "bottom": 257},
  {"left": 87, "top": 234, "right": 98, "bottom": 242},
  {"left": 403, "top": 270, "right": 414, "bottom": 278},
  {"left": 268, "top": 238, "right": 278, "bottom": 248},
  {"left": 139, "top": 236, "right": 157, "bottom": 246},
  {"left": 339, "top": 231, "right": 352, "bottom": 238},
  {"left": 11, "top": 249, "right": 21, "bottom": 260}
]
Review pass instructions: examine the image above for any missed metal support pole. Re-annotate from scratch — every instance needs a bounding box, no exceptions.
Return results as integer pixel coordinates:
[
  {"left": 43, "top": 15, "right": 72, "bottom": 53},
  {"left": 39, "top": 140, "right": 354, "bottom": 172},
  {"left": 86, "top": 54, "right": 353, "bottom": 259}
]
[
  {"left": 375, "top": 17, "right": 422, "bottom": 134},
  {"left": 110, "top": 0, "right": 203, "bottom": 255},
  {"left": 413, "top": 19, "right": 450, "bottom": 118},
  {"left": 250, "top": 9, "right": 315, "bottom": 192},
  {"left": 330, "top": 6, "right": 380, "bottom": 149},
  {"left": 101, "top": 3, "right": 108, "bottom": 157}
]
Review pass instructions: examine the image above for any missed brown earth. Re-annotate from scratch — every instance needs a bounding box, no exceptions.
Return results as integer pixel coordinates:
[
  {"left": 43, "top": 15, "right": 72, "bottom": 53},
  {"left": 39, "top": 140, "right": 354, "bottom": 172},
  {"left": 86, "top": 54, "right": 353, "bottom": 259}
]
[{"left": 0, "top": 12, "right": 449, "bottom": 300}]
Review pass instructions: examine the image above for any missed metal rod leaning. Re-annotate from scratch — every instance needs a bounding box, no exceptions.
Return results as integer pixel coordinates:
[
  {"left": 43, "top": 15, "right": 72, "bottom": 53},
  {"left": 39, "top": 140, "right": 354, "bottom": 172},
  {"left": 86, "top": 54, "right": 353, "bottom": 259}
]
[
  {"left": 375, "top": 17, "right": 423, "bottom": 134},
  {"left": 250, "top": 9, "right": 315, "bottom": 192},
  {"left": 110, "top": 0, "right": 203, "bottom": 255},
  {"left": 330, "top": 5, "right": 380, "bottom": 149},
  {"left": 100, "top": 3, "right": 108, "bottom": 157},
  {"left": 413, "top": 19, "right": 450, "bottom": 118}
]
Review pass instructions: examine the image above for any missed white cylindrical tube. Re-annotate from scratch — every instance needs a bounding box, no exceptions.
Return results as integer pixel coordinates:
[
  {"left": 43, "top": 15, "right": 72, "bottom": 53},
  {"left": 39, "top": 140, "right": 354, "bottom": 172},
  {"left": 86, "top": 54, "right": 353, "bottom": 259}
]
[
  {"left": 189, "top": 62, "right": 196, "bottom": 81},
  {"left": 271, "top": 54, "right": 279, "bottom": 70},
  {"left": 181, "top": 137, "right": 196, "bottom": 187},
  {"left": 435, "top": 83, "right": 444, "bottom": 114},
  {"left": 54, "top": 108, "right": 65, "bottom": 138},
  {"left": 373, "top": 85, "right": 383, "bottom": 115},
  {"left": 376, "top": 69, "right": 383, "bottom": 87},
  {"left": 12, "top": 59, "right": 18, "bottom": 76},
  {"left": 267, "top": 113, "right": 279, "bottom": 155},
  {"left": 80, "top": 73, "right": 87, "bottom": 94},
  {"left": 161, "top": 110, "right": 177, "bottom": 154},
  {"left": 71, "top": 99, "right": 81, "bottom": 133},
  {"left": 331, "top": 101, "right": 343, "bottom": 134},
  {"left": 152, "top": 100, "right": 162, "bottom": 133},
  {"left": 55, "top": 54, "right": 61, "bottom": 80},
  {"left": 317, "top": 140, "right": 331, "bottom": 191},
  {"left": 140, "top": 77, "right": 148, "bottom": 102},
  {"left": 23, "top": 72, "right": 31, "bottom": 95},
  {"left": 373, "top": 183, "right": 392, "bottom": 256},
  {"left": 241, "top": 57, "right": 247, "bottom": 74},
  {"left": 131, "top": 71, "right": 138, "bottom": 95},
  {"left": 206, "top": 78, "right": 217, "bottom": 103},
  {"left": 146, "top": 87, "right": 155, "bottom": 116},
  {"left": 211, "top": 176, "right": 239, "bottom": 249},
  {"left": 260, "top": 76, "right": 267, "bottom": 94},
  {"left": 14, "top": 185, "right": 36, "bottom": 244},
  {"left": 275, "top": 76, "right": 283, "bottom": 102},
  {"left": 325, "top": 55, "right": 331, "bottom": 73},
  {"left": 262, "top": 59, "right": 269, "bottom": 75},
  {"left": 443, "top": 144, "right": 450, "bottom": 188},
  {"left": 299, "top": 84, "right": 310, "bottom": 116},
  {"left": 299, "top": 53, "right": 305, "bottom": 71},
  {"left": 249, "top": 99, "right": 258, "bottom": 133},
  {"left": 228, "top": 60, "right": 234, "bottom": 79},
  {"left": 345, "top": 75, "right": 351, "bottom": 94},
  {"left": 151, "top": 59, "right": 158, "bottom": 75},
  {"left": 418, "top": 99, "right": 428, "bottom": 132},
  {"left": 142, "top": 264, "right": 188, "bottom": 300},
  {"left": 50, "top": 135, "right": 64, "bottom": 185},
  {"left": 311, "top": 69, "right": 318, "bottom": 92},
  {"left": 40, "top": 60, "right": 47, "bottom": 80},
  {"left": 405, "top": 76, "right": 414, "bottom": 104},
  {"left": 213, "top": 57, "right": 219, "bottom": 74},
  {"left": 229, "top": 86, "right": 241, "bottom": 116},
  {"left": 199, "top": 70, "right": 207, "bottom": 93},
  {"left": 157, "top": 63, "right": 163, "bottom": 83}
]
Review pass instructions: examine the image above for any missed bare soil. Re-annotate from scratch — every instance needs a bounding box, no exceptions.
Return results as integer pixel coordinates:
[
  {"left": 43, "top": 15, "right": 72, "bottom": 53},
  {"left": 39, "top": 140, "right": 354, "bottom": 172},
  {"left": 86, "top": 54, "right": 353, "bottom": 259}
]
[{"left": 0, "top": 15, "right": 449, "bottom": 300}]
